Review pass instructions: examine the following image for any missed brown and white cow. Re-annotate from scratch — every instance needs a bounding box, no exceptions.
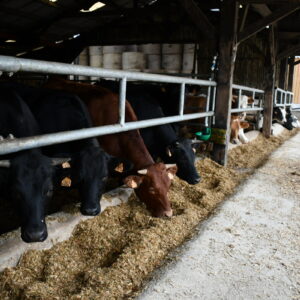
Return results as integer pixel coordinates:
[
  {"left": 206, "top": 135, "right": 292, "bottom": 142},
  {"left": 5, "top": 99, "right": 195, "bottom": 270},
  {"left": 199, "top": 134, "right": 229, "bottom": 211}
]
[{"left": 45, "top": 78, "right": 177, "bottom": 217}]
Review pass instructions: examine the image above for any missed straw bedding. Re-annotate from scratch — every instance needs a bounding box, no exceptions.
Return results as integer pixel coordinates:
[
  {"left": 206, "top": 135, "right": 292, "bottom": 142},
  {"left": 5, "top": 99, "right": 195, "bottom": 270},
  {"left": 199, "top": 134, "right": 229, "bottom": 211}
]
[{"left": 0, "top": 130, "right": 297, "bottom": 300}]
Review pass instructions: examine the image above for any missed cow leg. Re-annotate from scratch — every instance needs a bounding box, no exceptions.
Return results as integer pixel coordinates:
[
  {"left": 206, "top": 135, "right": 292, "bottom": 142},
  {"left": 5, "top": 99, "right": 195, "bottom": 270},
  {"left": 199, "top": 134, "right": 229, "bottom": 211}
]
[
  {"left": 238, "top": 128, "right": 249, "bottom": 144},
  {"left": 72, "top": 146, "right": 108, "bottom": 216}
]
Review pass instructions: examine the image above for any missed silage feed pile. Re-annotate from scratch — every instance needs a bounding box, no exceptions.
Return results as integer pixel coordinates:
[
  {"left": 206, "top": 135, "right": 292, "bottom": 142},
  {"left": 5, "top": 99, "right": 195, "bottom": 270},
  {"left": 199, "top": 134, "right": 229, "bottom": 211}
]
[{"left": 0, "top": 131, "right": 297, "bottom": 300}]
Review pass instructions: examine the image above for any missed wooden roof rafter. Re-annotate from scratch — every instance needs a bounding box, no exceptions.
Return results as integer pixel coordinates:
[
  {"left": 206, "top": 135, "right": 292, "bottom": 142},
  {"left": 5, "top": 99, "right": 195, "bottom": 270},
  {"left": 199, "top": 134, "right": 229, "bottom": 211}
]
[
  {"left": 277, "top": 41, "right": 300, "bottom": 59},
  {"left": 177, "top": 0, "right": 216, "bottom": 40},
  {"left": 238, "top": 3, "right": 300, "bottom": 43}
]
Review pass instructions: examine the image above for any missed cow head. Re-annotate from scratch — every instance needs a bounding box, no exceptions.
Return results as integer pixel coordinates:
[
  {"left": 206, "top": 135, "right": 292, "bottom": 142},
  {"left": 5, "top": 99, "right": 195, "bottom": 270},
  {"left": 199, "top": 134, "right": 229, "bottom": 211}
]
[
  {"left": 9, "top": 152, "right": 53, "bottom": 243},
  {"left": 165, "top": 139, "right": 201, "bottom": 185},
  {"left": 72, "top": 146, "right": 108, "bottom": 216},
  {"left": 273, "top": 107, "right": 287, "bottom": 124},
  {"left": 124, "top": 163, "right": 177, "bottom": 217}
]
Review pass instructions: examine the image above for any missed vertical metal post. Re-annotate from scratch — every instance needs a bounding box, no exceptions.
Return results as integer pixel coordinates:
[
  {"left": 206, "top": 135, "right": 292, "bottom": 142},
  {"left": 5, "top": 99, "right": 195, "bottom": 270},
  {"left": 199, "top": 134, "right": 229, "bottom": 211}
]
[
  {"left": 179, "top": 83, "right": 185, "bottom": 116},
  {"left": 119, "top": 77, "right": 127, "bottom": 125},
  {"left": 238, "top": 89, "right": 242, "bottom": 109},
  {"left": 212, "top": 86, "right": 217, "bottom": 125},
  {"left": 252, "top": 91, "right": 255, "bottom": 107},
  {"left": 284, "top": 92, "right": 287, "bottom": 106},
  {"left": 205, "top": 86, "right": 211, "bottom": 126}
]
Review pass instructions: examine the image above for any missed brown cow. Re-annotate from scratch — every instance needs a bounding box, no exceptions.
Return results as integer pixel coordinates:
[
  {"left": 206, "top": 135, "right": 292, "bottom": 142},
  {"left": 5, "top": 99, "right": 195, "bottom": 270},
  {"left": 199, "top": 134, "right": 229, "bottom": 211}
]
[
  {"left": 45, "top": 78, "right": 177, "bottom": 217},
  {"left": 230, "top": 115, "right": 250, "bottom": 144}
]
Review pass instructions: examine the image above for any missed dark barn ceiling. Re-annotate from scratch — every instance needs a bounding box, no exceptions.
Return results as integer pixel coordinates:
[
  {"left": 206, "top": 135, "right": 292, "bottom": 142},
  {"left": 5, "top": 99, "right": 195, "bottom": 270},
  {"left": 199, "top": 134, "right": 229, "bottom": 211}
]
[{"left": 0, "top": 0, "right": 299, "bottom": 62}]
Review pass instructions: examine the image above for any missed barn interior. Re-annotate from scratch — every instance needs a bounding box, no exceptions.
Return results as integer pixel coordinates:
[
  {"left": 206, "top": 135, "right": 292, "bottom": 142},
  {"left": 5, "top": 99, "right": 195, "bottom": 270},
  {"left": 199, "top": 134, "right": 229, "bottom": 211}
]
[{"left": 0, "top": 0, "right": 299, "bottom": 259}]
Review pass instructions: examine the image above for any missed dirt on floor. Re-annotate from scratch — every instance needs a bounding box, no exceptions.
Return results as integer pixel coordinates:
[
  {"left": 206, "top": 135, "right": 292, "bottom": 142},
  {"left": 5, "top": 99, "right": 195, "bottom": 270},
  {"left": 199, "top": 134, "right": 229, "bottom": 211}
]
[{"left": 0, "top": 129, "right": 298, "bottom": 300}]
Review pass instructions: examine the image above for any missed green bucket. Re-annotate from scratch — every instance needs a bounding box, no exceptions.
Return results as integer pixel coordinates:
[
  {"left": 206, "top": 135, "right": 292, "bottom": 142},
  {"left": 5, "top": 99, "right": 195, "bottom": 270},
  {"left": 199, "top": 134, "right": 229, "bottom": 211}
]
[{"left": 195, "top": 127, "right": 211, "bottom": 141}]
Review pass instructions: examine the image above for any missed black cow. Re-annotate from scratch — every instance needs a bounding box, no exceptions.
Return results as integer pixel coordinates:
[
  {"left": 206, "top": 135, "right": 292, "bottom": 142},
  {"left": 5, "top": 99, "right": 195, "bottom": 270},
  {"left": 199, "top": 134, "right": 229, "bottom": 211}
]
[
  {"left": 0, "top": 83, "right": 108, "bottom": 242},
  {"left": 98, "top": 80, "right": 201, "bottom": 184},
  {"left": 0, "top": 86, "right": 54, "bottom": 243},
  {"left": 283, "top": 107, "right": 300, "bottom": 130},
  {"left": 273, "top": 107, "right": 287, "bottom": 124}
]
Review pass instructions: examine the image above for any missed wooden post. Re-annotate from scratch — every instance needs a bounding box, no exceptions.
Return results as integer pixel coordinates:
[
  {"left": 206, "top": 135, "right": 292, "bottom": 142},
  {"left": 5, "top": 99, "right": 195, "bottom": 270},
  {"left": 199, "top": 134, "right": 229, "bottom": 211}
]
[
  {"left": 278, "top": 58, "right": 288, "bottom": 89},
  {"left": 263, "top": 26, "right": 276, "bottom": 138},
  {"left": 288, "top": 57, "right": 295, "bottom": 91},
  {"left": 212, "top": 0, "right": 239, "bottom": 166}
]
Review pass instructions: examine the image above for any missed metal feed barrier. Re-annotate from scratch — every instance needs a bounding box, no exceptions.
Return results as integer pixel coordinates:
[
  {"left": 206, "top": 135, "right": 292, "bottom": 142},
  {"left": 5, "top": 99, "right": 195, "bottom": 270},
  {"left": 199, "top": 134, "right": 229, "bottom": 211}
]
[
  {"left": 0, "top": 55, "right": 216, "bottom": 155},
  {"left": 231, "top": 84, "right": 264, "bottom": 114},
  {"left": 274, "top": 87, "right": 294, "bottom": 107}
]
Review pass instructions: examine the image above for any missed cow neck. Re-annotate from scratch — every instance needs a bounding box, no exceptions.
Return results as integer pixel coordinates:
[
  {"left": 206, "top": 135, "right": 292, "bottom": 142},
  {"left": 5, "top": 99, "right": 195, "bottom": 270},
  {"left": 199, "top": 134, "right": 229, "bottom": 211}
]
[{"left": 125, "top": 139, "right": 155, "bottom": 171}]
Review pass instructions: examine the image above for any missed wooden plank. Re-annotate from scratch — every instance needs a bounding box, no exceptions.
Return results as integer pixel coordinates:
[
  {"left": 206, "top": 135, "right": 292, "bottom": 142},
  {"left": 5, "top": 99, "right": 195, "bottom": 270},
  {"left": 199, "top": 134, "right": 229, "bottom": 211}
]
[
  {"left": 178, "top": 0, "right": 216, "bottom": 39},
  {"left": 212, "top": 0, "right": 239, "bottom": 166},
  {"left": 238, "top": 4, "right": 300, "bottom": 43},
  {"left": 277, "top": 41, "right": 300, "bottom": 60},
  {"left": 263, "top": 26, "right": 276, "bottom": 138}
]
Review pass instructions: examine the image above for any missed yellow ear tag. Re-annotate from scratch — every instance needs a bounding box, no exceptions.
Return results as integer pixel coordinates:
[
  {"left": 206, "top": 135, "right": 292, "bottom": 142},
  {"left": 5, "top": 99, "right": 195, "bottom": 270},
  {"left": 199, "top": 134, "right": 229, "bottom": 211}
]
[{"left": 61, "top": 177, "right": 72, "bottom": 187}]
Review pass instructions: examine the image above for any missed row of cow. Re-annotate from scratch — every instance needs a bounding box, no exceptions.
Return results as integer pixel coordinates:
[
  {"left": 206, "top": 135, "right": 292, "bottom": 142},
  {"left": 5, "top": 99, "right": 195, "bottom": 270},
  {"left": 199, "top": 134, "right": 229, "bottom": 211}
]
[
  {"left": 0, "top": 80, "right": 298, "bottom": 243},
  {"left": 0, "top": 79, "right": 201, "bottom": 243},
  {"left": 231, "top": 103, "right": 300, "bottom": 145}
]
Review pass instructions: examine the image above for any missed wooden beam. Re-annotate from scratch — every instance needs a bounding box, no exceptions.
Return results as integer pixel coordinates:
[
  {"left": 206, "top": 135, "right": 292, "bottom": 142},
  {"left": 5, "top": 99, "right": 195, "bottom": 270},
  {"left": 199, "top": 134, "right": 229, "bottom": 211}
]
[
  {"left": 288, "top": 57, "right": 295, "bottom": 90},
  {"left": 277, "top": 41, "right": 300, "bottom": 59},
  {"left": 212, "top": 0, "right": 239, "bottom": 166},
  {"left": 278, "top": 58, "right": 289, "bottom": 89},
  {"left": 263, "top": 26, "right": 276, "bottom": 138},
  {"left": 240, "top": 0, "right": 300, "bottom": 4},
  {"left": 278, "top": 31, "right": 300, "bottom": 40},
  {"left": 238, "top": 4, "right": 300, "bottom": 43},
  {"left": 178, "top": 0, "right": 216, "bottom": 39},
  {"left": 251, "top": 4, "right": 272, "bottom": 17}
]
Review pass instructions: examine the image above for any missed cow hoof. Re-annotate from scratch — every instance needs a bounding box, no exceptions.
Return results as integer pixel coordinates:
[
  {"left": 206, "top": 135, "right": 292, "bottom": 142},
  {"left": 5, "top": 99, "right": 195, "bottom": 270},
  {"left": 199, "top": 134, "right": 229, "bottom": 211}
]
[
  {"left": 81, "top": 205, "right": 101, "bottom": 216},
  {"left": 21, "top": 228, "right": 48, "bottom": 243}
]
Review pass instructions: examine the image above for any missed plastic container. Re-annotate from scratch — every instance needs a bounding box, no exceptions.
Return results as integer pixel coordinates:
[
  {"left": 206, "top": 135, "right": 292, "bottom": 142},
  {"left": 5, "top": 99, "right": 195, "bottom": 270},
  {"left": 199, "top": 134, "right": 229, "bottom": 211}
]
[{"left": 195, "top": 128, "right": 211, "bottom": 141}]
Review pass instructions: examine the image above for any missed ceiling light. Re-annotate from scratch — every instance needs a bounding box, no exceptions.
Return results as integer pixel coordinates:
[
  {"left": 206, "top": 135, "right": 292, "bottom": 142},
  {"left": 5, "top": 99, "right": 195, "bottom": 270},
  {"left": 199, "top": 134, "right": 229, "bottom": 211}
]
[
  {"left": 239, "top": 4, "right": 243, "bottom": 8},
  {"left": 49, "top": 0, "right": 57, "bottom": 2},
  {"left": 5, "top": 39, "right": 16, "bottom": 43},
  {"left": 16, "top": 52, "right": 27, "bottom": 56},
  {"left": 32, "top": 46, "right": 44, "bottom": 51},
  {"left": 80, "top": 2, "right": 105, "bottom": 13},
  {"left": 73, "top": 33, "right": 80, "bottom": 38},
  {"left": 210, "top": 8, "right": 220, "bottom": 12}
]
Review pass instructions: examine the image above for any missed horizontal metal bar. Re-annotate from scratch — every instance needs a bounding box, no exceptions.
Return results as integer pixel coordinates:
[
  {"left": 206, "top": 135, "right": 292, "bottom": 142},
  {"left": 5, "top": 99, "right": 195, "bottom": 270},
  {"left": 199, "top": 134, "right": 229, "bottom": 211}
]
[
  {"left": 0, "top": 55, "right": 216, "bottom": 87},
  {"left": 0, "top": 112, "right": 214, "bottom": 155},
  {"left": 231, "top": 108, "right": 263, "bottom": 113},
  {"left": 274, "top": 104, "right": 292, "bottom": 107},
  {"left": 232, "top": 84, "right": 264, "bottom": 94}
]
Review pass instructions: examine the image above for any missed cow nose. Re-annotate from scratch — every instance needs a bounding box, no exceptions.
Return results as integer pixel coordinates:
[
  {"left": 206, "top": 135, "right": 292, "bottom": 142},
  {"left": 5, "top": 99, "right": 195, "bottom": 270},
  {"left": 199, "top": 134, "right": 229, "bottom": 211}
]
[
  {"left": 189, "top": 176, "right": 201, "bottom": 185},
  {"left": 164, "top": 209, "right": 173, "bottom": 217},
  {"left": 81, "top": 204, "right": 101, "bottom": 216},
  {"left": 21, "top": 225, "right": 48, "bottom": 243}
]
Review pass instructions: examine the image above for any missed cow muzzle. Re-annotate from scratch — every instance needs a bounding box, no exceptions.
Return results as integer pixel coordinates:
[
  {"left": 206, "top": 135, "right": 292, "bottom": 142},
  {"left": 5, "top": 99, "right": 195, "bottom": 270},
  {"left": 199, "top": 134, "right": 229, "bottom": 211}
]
[{"left": 21, "top": 223, "right": 48, "bottom": 243}]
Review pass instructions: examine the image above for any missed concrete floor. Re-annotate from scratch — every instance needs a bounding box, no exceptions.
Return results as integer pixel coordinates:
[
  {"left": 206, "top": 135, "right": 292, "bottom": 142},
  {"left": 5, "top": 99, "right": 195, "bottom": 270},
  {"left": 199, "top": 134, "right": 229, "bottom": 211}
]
[{"left": 138, "top": 132, "right": 300, "bottom": 300}]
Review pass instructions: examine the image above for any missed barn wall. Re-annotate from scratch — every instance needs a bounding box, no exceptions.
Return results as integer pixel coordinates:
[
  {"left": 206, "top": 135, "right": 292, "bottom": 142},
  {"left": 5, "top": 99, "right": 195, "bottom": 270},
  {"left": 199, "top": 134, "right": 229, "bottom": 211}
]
[
  {"left": 292, "top": 58, "right": 300, "bottom": 104},
  {"left": 234, "top": 35, "right": 268, "bottom": 89}
]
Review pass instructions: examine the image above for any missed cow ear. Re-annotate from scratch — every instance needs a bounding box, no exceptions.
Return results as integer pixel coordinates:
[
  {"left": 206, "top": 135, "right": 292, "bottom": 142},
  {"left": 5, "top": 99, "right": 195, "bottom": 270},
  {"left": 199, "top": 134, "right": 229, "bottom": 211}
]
[
  {"left": 232, "top": 95, "right": 238, "bottom": 103},
  {"left": 166, "top": 165, "right": 178, "bottom": 180},
  {"left": 124, "top": 175, "right": 143, "bottom": 189}
]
